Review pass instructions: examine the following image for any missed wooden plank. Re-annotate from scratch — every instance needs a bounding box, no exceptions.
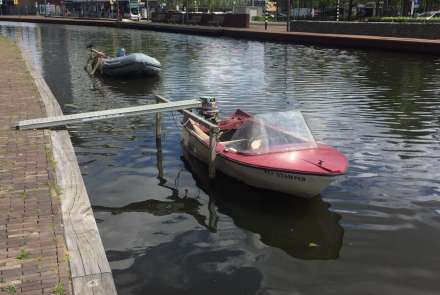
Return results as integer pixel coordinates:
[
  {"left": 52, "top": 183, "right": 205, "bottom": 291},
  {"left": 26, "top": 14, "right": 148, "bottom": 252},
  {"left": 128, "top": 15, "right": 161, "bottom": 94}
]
[
  {"left": 21, "top": 53, "right": 117, "bottom": 295},
  {"left": 17, "top": 99, "right": 202, "bottom": 130},
  {"left": 50, "top": 121, "right": 117, "bottom": 294},
  {"left": 51, "top": 118, "right": 113, "bottom": 278},
  {"left": 34, "top": 78, "right": 64, "bottom": 117},
  {"left": 72, "top": 273, "right": 117, "bottom": 295}
]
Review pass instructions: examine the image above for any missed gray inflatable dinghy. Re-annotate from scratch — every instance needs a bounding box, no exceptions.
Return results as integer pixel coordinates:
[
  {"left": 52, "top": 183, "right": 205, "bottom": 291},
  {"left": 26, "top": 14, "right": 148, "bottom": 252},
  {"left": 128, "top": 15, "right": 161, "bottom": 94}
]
[{"left": 101, "top": 52, "right": 161, "bottom": 77}]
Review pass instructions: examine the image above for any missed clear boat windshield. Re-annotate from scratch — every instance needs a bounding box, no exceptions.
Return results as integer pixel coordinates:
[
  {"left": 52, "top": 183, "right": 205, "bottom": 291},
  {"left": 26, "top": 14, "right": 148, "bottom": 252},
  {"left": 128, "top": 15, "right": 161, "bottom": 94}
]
[{"left": 223, "top": 111, "right": 317, "bottom": 155}]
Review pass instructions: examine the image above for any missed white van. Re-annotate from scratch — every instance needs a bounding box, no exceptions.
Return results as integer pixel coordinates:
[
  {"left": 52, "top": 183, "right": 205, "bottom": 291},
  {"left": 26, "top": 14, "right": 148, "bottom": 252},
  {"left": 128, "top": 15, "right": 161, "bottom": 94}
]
[{"left": 129, "top": 7, "right": 141, "bottom": 21}]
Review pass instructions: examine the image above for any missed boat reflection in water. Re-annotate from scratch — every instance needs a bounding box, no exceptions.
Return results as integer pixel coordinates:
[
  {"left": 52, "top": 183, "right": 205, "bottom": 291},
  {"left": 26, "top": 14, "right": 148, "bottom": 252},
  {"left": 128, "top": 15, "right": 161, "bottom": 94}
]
[
  {"left": 91, "top": 73, "right": 161, "bottom": 97},
  {"left": 182, "top": 150, "right": 344, "bottom": 260},
  {"left": 93, "top": 183, "right": 217, "bottom": 232},
  {"left": 95, "top": 150, "right": 343, "bottom": 261}
]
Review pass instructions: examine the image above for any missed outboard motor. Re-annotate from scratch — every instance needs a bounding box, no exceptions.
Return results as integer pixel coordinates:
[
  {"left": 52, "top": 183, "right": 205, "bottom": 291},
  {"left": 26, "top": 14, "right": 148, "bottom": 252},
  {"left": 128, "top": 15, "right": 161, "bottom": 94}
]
[
  {"left": 116, "top": 48, "right": 126, "bottom": 57},
  {"left": 199, "top": 96, "right": 219, "bottom": 123}
]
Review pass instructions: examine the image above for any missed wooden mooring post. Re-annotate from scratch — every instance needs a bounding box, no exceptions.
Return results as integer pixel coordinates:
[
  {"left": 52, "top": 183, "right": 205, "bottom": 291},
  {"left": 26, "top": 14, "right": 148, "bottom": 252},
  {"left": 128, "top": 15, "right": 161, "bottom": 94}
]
[
  {"left": 208, "top": 127, "right": 219, "bottom": 178},
  {"left": 155, "top": 96, "right": 164, "bottom": 179},
  {"left": 155, "top": 95, "right": 219, "bottom": 179}
]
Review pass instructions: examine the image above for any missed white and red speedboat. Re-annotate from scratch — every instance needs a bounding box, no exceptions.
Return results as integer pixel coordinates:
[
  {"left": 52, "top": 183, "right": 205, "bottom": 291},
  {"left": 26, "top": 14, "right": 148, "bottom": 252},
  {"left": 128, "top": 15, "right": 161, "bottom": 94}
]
[{"left": 182, "top": 109, "right": 348, "bottom": 198}]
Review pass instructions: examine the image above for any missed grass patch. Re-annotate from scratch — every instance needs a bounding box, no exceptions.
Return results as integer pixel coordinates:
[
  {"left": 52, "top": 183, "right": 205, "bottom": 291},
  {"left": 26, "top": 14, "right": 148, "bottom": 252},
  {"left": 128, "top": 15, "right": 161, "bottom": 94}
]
[
  {"left": 44, "top": 145, "right": 57, "bottom": 171},
  {"left": 252, "top": 15, "right": 276, "bottom": 22},
  {"left": 53, "top": 282, "right": 65, "bottom": 295},
  {"left": 48, "top": 222, "right": 55, "bottom": 232},
  {"left": 2, "top": 284, "right": 17, "bottom": 293},
  {"left": 63, "top": 250, "right": 70, "bottom": 263},
  {"left": 16, "top": 249, "right": 29, "bottom": 260},
  {"left": 48, "top": 181, "right": 62, "bottom": 198}
]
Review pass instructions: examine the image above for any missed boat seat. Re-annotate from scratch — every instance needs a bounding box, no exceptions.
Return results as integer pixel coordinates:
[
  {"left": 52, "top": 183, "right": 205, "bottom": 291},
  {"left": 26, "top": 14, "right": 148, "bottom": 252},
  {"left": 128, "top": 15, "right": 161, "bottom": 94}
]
[
  {"left": 220, "top": 138, "right": 248, "bottom": 145},
  {"left": 187, "top": 119, "right": 209, "bottom": 141}
]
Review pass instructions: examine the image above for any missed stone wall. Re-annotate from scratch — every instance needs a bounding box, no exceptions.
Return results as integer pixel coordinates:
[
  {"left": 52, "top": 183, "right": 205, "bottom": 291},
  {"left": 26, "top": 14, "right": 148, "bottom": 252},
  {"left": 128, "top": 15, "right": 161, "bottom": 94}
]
[{"left": 290, "top": 21, "right": 440, "bottom": 39}]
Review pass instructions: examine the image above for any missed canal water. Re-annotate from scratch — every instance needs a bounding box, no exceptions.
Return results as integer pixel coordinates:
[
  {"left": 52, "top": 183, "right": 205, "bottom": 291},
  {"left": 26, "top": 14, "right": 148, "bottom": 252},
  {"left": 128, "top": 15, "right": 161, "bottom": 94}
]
[{"left": 2, "top": 22, "right": 440, "bottom": 294}]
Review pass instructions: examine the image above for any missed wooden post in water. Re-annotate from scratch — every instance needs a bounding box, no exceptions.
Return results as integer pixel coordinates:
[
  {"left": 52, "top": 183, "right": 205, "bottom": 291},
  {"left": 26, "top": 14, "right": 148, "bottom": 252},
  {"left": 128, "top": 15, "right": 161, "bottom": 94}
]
[
  {"left": 155, "top": 97, "right": 162, "bottom": 138},
  {"left": 156, "top": 136, "right": 164, "bottom": 179},
  {"left": 155, "top": 97, "right": 164, "bottom": 179},
  {"left": 208, "top": 127, "right": 219, "bottom": 179},
  {"left": 155, "top": 95, "right": 219, "bottom": 179}
]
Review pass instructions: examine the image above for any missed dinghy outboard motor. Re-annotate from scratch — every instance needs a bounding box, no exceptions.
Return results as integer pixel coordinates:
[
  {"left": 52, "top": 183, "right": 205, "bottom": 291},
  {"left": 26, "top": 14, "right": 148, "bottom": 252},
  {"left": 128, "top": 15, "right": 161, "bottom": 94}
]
[
  {"left": 116, "top": 48, "right": 126, "bottom": 57},
  {"left": 199, "top": 96, "right": 219, "bottom": 123}
]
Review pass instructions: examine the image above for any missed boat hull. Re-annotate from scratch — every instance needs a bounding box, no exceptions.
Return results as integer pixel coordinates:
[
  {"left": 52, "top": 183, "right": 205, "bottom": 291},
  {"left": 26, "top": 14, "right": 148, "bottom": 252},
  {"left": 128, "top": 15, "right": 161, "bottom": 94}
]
[
  {"left": 182, "top": 127, "right": 338, "bottom": 198},
  {"left": 101, "top": 53, "right": 161, "bottom": 77}
]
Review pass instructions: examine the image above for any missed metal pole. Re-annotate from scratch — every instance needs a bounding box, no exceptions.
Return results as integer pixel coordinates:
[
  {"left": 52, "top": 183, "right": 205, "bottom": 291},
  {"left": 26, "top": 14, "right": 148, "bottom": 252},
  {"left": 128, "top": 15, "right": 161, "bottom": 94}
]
[
  {"left": 287, "top": 0, "right": 291, "bottom": 31},
  {"left": 116, "top": 0, "right": 119, "bottom": 20}
]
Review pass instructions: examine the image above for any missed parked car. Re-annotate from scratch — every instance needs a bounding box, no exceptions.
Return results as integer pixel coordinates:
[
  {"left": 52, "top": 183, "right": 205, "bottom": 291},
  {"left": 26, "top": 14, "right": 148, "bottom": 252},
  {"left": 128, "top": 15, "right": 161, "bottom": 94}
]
[{"left": 263, "top": 12, "right": 275, "bottom": 18}]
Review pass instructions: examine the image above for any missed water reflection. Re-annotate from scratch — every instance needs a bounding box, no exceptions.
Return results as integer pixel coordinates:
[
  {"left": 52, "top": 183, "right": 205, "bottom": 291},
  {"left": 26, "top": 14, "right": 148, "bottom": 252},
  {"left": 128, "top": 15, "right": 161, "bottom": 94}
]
[
  {"left": 182, "top": 151, "right": 344, "bottom": 260},
  {"left": 356, "top": 51, "right": 440, "bottom": 140},
  {"left": 94, "top": 150, "right": 343, "bottom": 294},
  {"left": 93, "top": 181, "right": 216, "bottom": 232},
  {"left": 110, "top": 230, "right": 263, "bottom": 295},
  {"left": 95, "top": 148, "right": 343, "bottom": 262},
  {"left": 87, "top": 75, "right": 161, "bottom": 102}
]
